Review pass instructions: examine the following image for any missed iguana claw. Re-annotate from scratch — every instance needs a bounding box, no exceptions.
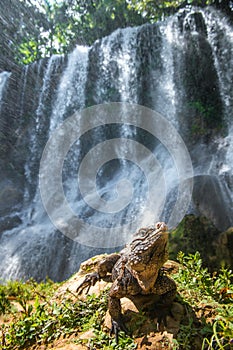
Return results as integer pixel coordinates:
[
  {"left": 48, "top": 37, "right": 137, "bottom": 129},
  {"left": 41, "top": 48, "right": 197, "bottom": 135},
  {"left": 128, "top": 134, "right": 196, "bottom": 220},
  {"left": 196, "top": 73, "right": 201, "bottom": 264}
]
[
  {"left": 76, "top": 272, "right": 99, "bottom": 295},
  {"left": 110, "top": 318, "right": 128, "bottom": 344}
]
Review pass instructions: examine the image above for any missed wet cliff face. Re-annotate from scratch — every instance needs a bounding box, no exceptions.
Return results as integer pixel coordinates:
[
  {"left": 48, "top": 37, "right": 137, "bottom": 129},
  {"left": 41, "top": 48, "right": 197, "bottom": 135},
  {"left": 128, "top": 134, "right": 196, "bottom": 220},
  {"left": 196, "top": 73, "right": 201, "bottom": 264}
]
[{"left": 0, "top": 7, "right": 232, "bottom": 281}]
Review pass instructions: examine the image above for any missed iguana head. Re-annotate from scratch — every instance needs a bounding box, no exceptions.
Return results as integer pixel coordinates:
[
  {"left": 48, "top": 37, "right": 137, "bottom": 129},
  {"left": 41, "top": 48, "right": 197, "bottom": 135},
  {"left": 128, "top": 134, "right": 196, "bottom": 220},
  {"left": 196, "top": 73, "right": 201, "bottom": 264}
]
[{"left": 127, "top": 222, "right": 169, "bottom": 291}]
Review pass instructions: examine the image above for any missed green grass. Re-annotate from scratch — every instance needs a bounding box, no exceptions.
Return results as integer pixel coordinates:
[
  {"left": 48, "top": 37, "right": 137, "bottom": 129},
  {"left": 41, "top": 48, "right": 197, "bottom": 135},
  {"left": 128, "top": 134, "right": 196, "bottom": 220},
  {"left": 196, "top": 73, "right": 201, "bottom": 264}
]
[
  {"left": 173, "top": 252, "right": 233, "bottom": 349},
  {"left": 0, "top": 252, "right": 232, "bottom": 349},
  {"left": 0, "top": 281, "right": 136, "bottom": 349}
]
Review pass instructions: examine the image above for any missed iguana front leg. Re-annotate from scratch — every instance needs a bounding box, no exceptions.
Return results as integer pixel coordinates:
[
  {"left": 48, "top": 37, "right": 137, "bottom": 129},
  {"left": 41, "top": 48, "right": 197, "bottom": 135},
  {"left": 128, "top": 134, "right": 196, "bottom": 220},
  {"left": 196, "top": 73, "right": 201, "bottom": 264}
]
[
  {"left": 152, "top": 274, "right": 177, "bottom": 331},
  {"left": 108, "top": 281, "right": 128, "bottom": 343},
  {"left": 152, "top": 274, "right": 177, "bottom": 304},
  {"left": 76, "top": 253, "right": 120, "bottom": 294},
  {"left": 108, "top": 269, "right": 141, "bottom": 342}
]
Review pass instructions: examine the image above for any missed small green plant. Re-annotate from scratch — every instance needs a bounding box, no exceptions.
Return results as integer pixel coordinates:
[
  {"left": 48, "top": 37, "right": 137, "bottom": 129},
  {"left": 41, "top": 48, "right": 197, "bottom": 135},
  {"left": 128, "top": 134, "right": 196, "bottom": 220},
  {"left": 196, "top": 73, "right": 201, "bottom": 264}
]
[
  {"left": 86, "top": 329, "right": 137, "bottom": 350},
  {"left": 0, "top": 278, "right": 56, "bottom": 316},
  {"left": 175, "top": 251, "right": 213, "bottom": 299},
  {"left": 175, "top": 251, "right": 233, "bottom": 303},
  {"left": 177, "top": 318, "right": 199, "bottom": 350},
  {"left": 0, "top": 285, "right": 137, "bottom": 349},
  {"left": 0, "top": 287, "right": 11, "bottom": 315},
  {"left": 174, "top": 252, "right": 233, "bottom": 349},
  {"left": 188, "top": 100, "right": 224, "bottom": 138},
  {"left": 190, "top": 101, "right": 215, "bottom": 122},
  {"left": 202, "top": 319, "right": 233, "bottom": 350}
]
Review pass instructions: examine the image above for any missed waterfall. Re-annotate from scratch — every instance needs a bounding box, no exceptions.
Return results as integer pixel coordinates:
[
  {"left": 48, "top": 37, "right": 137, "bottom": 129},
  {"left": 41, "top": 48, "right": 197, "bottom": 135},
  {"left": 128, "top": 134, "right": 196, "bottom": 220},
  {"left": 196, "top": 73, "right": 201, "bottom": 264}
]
[
  {"left": 50, "top": 46, "right": 89, "bottom": 132},
  {"left": 0, "top": 7, "right": 232, "bottom": 281},
  {"left": 151, "top": 19, "right": 178, "bottom": 126},
  {"left": 0, "top": 71, "right": 11, "bottom": 111},
  {"left": 36, "top": 55, "right": 62, "bottom": 125},
  {"left": 23, "top": 56, "right": 64, "bottom": 206},
  {"left": 203, "top": 8, "right": 233, "bottom": 120},
  {"left": 19, "top": 65, "right": 29, "bottom": 117},
  {"left": 115, "top": 27, "right": 139, "bottom": 103},
  {"left": 200, "top": 9, "right": 233, "bottom": 207}
]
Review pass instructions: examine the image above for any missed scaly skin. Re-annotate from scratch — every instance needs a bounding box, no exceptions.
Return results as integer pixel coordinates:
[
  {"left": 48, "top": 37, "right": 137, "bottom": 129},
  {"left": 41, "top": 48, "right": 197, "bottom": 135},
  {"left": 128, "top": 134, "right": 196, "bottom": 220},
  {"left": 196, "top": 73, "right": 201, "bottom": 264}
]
[{"left": 77, "top": 222, "right": 177, "bottom": 341}]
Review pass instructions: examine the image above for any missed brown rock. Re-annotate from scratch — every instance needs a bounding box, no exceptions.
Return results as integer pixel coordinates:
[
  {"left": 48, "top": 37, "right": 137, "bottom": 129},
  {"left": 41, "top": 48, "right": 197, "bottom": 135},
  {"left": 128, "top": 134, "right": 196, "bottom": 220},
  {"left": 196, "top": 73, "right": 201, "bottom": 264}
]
[
  {"left": 215, "top": 228, "right": 233, "bottom": 268},
  {"left": 53, "top": 254, "right": 111, "bottom": 301},
  {"left": 79, "top": 330, "right": 95, "bottom": 340},
  {"left": 170, "top": 302, "right": 185, "bottom": 322}
]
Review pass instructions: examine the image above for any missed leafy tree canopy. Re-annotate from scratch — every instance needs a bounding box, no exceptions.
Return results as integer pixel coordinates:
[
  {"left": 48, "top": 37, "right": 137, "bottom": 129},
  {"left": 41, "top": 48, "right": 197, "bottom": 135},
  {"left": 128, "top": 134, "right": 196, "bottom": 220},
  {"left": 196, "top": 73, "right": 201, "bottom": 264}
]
[{"left": 0, "top": 0, "right": 232, "bottom": 67}]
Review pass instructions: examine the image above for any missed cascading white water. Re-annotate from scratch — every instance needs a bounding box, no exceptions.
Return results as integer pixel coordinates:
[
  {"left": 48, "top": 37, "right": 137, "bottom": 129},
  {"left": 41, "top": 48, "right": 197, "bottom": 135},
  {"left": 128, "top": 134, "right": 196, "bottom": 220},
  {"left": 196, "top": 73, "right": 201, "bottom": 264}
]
[
  {"left": 203, "top": 8, "right": 233, "bottom": 120},
  {"left": 49, "top": 46, "right": 89, "bottom": 132},
  {"left": 117, "top": 27, "right": 139, "bottom": 103},
  {"left": 0, "top": 71, "right": 11, "bottom": 110},
  {"left": 36, "top": 56, "right": 62, "bottom": 127},
  {"left": 201, "top": 9, "right": 233, "bottom": 203},
  {"left": 0, "top": 7, "right": 232, "bottom": 281},
  {"left": 182, "top": 9, "right": 233, "bottom": 203},
  {"left": 19, "top": 65, "right": 29, "bottom": 117},
  {"left": 153, "top": 19, "right": 178, "bottom": 126},
  {"left": 24, "top": 56, "right": 62, "bottom": 205}
]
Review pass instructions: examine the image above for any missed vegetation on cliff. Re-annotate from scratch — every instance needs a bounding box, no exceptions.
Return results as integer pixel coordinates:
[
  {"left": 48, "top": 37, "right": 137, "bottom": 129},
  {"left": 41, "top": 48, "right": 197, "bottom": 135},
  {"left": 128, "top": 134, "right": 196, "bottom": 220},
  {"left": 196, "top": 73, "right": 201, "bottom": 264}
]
[
  {"left": 169, "top": 215, "right": 233, "bottom": 271},
  {"left": 1, "top": 0, "right": 232, "bottom": 68},
  {"left": 0, "top": 252, "right": 232, "bottom": 349}
]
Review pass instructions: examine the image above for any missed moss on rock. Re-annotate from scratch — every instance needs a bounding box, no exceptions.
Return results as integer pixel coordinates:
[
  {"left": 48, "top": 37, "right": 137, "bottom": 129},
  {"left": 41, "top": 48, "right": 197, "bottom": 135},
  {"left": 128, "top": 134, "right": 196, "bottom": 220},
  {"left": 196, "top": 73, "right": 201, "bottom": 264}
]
[{"left": 169, "top": 215, "right": 221, "bottom": 269}]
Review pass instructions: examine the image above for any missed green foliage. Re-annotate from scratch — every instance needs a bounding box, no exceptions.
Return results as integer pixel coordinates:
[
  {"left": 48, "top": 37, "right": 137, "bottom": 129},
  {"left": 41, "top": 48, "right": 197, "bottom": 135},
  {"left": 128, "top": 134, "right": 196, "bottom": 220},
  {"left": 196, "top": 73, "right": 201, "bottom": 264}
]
[
  {"left": 175, "top": 318, "right": 200, "bottom": 350},
  {"left": 127, "top": 0, "right": 183, "bottom": 21},
  {"left": 190, "top": 101, "right": 215, "bottom": 121},
  {"left": 188, "top": 100, "right": 224, "bottom": 137},
  {"left": 169, "top": 215, "right": 220, "bottom": 269},
  {"left": 0, "top": 285, "right": 136, "bottom": 349},
  {"left": 127, "top": 0, "right": 217, "bottom": 22},
  {"left": 84, "top": 329, "right": 137, "bottom": 350},
  {"left": 1, "top": 253, "right": 233, "bottom": 349},
  {"left": 0, "top": 278, "right": 56, "bottom": 316},
  {"left": 2, "top": 0, "right": 228, "bottom": 66},
  {"left": 0, "top": 0, "right": 49, "bottom": 69},
  {"left": 1, "top": 0, "right": 146, "bottom": 66},
  {"left": 174, "top": 252, "right": 233, "bottom": 349},
  {"left": 0, "top": 288, "right": 11, "bottom": 315},
  {"left": 201, "top": 317, "right": 233, "bottom": 350},
  {"left": 46, "top": 0, "right": 146, "bottom": 48},
  {"left": 175, "top": 251, "right": 233, "bottom": 302}
]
